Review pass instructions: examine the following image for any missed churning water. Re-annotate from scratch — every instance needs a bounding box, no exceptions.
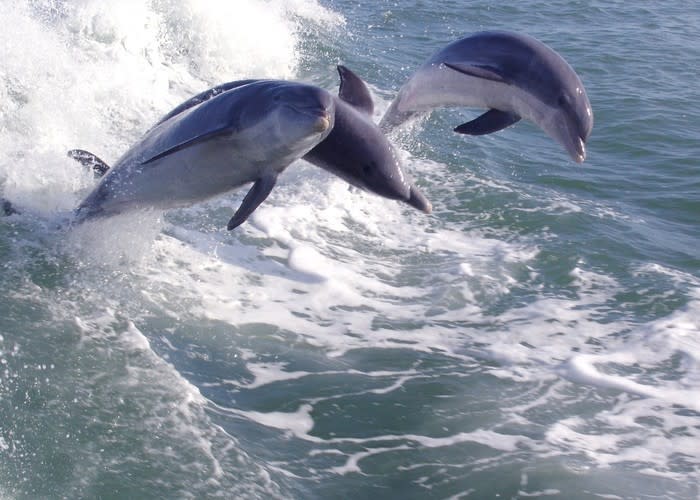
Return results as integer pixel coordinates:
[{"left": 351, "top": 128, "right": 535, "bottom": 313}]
[{"left": 1, "top": 1, "right": 699, "bottom": 498}]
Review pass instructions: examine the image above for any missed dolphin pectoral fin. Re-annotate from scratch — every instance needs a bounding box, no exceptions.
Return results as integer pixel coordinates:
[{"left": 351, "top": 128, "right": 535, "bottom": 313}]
[
  {"left": 443, "top": 62, "right": 510, "bottom": 84},
  {"left": 337, "top": 65, "right": 374, "bottom": 115},
  {"left": 454, "top": 109, "right": 521, "bottom": 136},
  {"left": 142, "top": 127, "right": 234, "bottom": 165},
  {"left": 227, "top": 174, "right": 278, "bottom": 230},
  {"left": 67, "top": 149, "right": 111, "bottom": 177}
]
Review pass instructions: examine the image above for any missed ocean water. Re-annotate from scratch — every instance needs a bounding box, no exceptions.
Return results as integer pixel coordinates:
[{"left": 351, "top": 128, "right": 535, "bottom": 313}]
[{"left": 1, "top": 0, "right": 699, "bottom": 498}]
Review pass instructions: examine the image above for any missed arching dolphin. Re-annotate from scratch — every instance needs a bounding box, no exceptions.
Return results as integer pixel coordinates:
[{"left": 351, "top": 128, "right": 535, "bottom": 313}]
[
  {"left": 75, "top": 80, "right": 335, "bottom": 230},
  {"left": 379, "top": 31, "right": 593, "bottom": 163},
  {"left": 102, "top": 67, "right": 430, "bottom": 214}
]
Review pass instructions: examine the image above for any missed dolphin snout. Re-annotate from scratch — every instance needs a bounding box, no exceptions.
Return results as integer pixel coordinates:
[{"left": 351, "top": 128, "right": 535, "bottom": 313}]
[
  {"left": 288, "top": 105, "right": 332, "bottom": 133},
  {"left": 313, "top": 110, "right": 332, "bottom": 133},
  {"left": 573, "top": 136, "right": 586, "bottom": 164},
  {"left": 286, "top": 87, "right": 335, "bottom": 132},
  {"left": 563, "top": 134, "right": 586, "bottom": 163},
  {"left": 298, "top": 94, "right": 335, "bottom": 133},
  {"left": 404, "top": 184, "right": 432, "bottom": 214}
]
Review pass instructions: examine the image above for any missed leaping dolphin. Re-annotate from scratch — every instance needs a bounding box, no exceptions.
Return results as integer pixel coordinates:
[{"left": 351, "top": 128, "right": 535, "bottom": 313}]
[
  {"left": 379, "top": 31, "right": 593, "bottom": 163},
  {"left": 75, "top": 80, "right": 335, "bottom": 230},
  {"left": 106, "top": 66, "right": 431, "bottom": 214},
  {"left": 305, "top": 66, "right": 431, "bottom": 213}
]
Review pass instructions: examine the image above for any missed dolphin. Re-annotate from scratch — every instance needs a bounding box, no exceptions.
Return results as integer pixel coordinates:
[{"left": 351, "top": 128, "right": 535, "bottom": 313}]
[
  {"left": 379, "top": 31, "right": 593, "bottom": 163},
  {"left": 75, "top": 80, "right": 335, "bottom": 230},
  {"left": 102, "top": 66, "right": 430, "bottom": 214},
  {"left": 305, "top": 66, "right": 431, "bottom": 213}
]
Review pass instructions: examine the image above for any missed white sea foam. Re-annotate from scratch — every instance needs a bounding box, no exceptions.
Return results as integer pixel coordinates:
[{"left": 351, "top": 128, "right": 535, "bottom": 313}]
[
  {"left": 232, "top": 404, "right": 315, "bottom": 439},
  {"left": 0, "top": 0, "right": 342, "bottom": 216}
]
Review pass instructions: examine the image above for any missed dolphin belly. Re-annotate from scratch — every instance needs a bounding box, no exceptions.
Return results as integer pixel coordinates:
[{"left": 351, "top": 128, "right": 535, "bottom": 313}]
[
  {"left": 76, "top": 136, "right": 263, "bottom": 219},
  {"left": 73, "top": 80, "right": 335, "bottom": 228},
  {"left": 381, "top": 65, "right": 525, "bottom": 131}
]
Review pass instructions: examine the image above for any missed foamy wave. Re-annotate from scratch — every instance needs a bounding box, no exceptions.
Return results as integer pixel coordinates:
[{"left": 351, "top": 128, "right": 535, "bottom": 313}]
[{"left": 0, "top": 0, "right": 342, "bottom": 215}]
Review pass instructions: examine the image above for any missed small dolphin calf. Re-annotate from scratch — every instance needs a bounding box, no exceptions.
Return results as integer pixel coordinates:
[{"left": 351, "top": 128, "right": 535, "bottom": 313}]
[
  {"left": 75, "top": 80, "right": 335, "bottom": 229},
  {"left": 379, "top": 31, "right": 593, "bottom": 163}
]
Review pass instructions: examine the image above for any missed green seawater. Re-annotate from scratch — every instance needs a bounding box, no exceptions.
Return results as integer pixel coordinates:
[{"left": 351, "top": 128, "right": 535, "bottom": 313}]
[{"left": 1, "top": 1, "right": 698, "bottom": 498}]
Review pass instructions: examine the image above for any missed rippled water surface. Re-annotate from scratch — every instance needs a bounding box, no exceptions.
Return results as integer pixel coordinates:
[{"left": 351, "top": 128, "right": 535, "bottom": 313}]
[{"left": 1, "top": 1, "right": 699, "bottom": 498}]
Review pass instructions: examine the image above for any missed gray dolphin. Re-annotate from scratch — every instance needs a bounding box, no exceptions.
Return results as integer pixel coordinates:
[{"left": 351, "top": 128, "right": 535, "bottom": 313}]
[
  {"left": 379, "top": 31, "right": 593, "bottom": 163},
  {"left": 75, "top": 80, "right": 335, "bottom": 230},
  {"left": 305, "top": 66, "right": 431, "bottom": 213},
  {"left": 110, "top": 67, "right": 430, "bottom": 214}
]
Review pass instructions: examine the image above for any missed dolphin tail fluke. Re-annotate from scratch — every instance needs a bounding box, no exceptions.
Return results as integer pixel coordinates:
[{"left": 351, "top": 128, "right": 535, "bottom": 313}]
[
  {"left": 227, "top": 174, "right": 278, "bottom": 230},
  {"left": 67, "top": 149, "right": 111, "bottom": 177},
  {"left": 454, "top": 109, "right": 521, "bottom": 136}
]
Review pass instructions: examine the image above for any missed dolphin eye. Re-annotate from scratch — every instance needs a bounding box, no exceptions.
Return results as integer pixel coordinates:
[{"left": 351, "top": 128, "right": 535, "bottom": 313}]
[
  {"left": 557, "top": 94, "right": 569, "bottom": 108},
  {"left": 362, "top": 163, "right": 375, "bottom": 177}
]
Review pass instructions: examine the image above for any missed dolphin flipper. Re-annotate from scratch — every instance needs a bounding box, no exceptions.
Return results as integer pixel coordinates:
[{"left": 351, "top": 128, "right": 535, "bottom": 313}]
[
  {"left": 454, "top": 109, "right": 521, "bottom": 136},
  {"left": 227, "top": 173, "right": 278, "bottom": 230},
  {"left": 337, "top": 65, "right": 374, "bottom": 115},
  {"left": 67, "top": 149, "right": 111, "bottom": 177},
  {"left": 142, "top": 127, "right": 235, "bottom": 165}
]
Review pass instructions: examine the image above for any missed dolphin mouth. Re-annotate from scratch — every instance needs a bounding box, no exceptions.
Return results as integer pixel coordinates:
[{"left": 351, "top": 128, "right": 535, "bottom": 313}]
[
  {"left": 287, "top": 103, "right": 333, "bottom": 133},
  {"left": 300, "top": 108, "right": 332, "bottom": 133},
  {"left": 313, "top": 112, "right": 332, "bottom": 133},
  {"left": 570, "top": 136, "right": 586, "bottom": 163}
]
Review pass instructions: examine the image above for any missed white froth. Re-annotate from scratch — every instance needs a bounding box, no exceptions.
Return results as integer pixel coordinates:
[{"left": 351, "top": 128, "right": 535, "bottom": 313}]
[
  {"left": 233, "top": 404, "right": 315, "bottom": 439},
  {"left": 242, "top": 362, "right": 311, "bottom": 389},
  {"left": 0, "top": 0, "right": 342, "bottom": 215},
  {"left": 312, "top": 429, "right": 535, "bottom": 476},
  {"left": 561, "top": 295, "right": 700, "bottom": 411}
]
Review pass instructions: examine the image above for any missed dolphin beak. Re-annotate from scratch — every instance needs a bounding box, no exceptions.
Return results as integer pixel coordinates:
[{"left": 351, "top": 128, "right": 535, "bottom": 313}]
[
  {"left": 313, "top": 111, "right": 332, "bottom": 133},
  {"left": 404, "top": 184, "right": 432, "bottom": 214},
  {"left": 570, "top": 136, "right": 586, "bottom": 163},
  {"left": 544, "top": 116, "right": 588, "bottom": 164}
]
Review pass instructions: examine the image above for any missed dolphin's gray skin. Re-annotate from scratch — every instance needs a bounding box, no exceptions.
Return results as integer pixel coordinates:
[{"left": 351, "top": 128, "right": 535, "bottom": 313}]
[
  {"left": 75, "top": 80, "right": 335, "bottom": 230},
  {"left": 125, "top": 67, "right": 431, "bottom": 214},
  {"left": 305, "top": 66, "right": 431, "bottom": 213},
  {"left": 379, "top": 31, "right": 593, "bottom": 163},
  {"left": 71, "top": 68, "right": 432, "bottom": 216}
]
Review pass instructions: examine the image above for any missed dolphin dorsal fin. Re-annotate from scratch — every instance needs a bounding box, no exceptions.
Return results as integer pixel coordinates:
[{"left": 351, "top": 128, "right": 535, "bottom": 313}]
[
  {"left": 337, "top": 65, "right": 374, "bottom": 115},
  {"left": 227, "top": 173, "right": 278, "bottom": 230},
  {"left": 443, "top": 62, "right": 510, "bottom": 84},
  {"left": 67, "top": 149, "right": 111, "bottom": 177}
]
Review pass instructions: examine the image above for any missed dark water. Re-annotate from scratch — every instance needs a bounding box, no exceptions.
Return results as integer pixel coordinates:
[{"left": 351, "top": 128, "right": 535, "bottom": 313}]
[{"left": 1, "top": 0, "right": 698, "bottom": 498}]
